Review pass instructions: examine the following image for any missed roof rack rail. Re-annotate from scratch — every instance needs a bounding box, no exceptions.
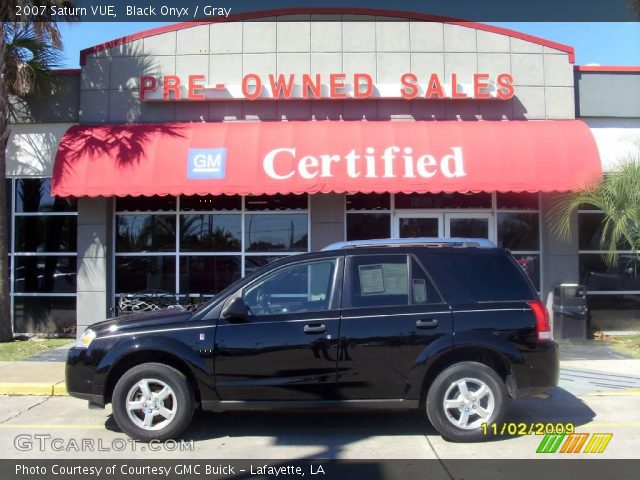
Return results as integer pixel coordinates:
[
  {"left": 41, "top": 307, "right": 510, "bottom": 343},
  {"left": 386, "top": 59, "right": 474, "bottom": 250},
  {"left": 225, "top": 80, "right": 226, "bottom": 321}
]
[{"left": 322, "top": 237, "right": 496, "bottom": 251}]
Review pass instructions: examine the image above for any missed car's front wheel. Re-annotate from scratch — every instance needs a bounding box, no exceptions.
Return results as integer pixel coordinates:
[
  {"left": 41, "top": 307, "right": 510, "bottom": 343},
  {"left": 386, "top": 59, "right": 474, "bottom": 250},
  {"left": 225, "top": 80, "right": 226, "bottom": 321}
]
[
  {"left": 112, "top": 362, "right": 195, "bottom": 441},
  {"left": 426, "top": 362, "right": 507, "bottom": 442}
]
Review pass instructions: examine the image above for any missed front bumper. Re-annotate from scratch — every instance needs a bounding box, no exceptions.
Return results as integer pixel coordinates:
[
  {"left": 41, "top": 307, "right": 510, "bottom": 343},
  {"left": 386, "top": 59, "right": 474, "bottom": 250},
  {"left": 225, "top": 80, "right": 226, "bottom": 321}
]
[{"left": 66, "top": 347, "right": 106, "bottom": 407}]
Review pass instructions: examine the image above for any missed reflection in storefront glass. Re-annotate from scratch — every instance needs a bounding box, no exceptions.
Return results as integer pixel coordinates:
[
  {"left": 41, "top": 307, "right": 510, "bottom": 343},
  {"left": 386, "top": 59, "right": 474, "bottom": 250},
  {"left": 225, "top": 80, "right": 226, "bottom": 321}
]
[
  {"left": 179, "top": 256, "right": 241, "bottom": 294},
  {"left": 244, "top": 214, "right": 308, "bottom": 252},
  {"left": 346, "top": 213, "right": 391, "bottom": 240},
  {"left": 14, "top": 256, "right": 76, "bottom": 293},
  {"left": 579, "top": 254, "right": 640, "bottom": 292},
  {"left": 13, "top": 297, "right": 76, "bottom": 334},
  {"left": 115, "top": 256, "right": 176, "bottom": 293},
  {"left": 180, "top": 215, "right": 241, "bottom": 252},
  {"left": 116, "top": 215, "right": 176, "bottom": 252},
  {"left": 14, "top": 217, "right": 77, "bottom": 252},
  {"left": 15, "top": 178, "right": 76, "bottom": 213},
  {"left": 497, "top": 213, "right": 539, "bottom": 251}
]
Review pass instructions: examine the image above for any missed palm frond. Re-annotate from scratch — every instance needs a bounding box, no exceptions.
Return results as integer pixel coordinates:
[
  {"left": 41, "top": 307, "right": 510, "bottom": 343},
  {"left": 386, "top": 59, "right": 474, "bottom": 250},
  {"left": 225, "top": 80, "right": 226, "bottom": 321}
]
[{"left": 3, "top": 24, "right": 62, "bottom": 97}]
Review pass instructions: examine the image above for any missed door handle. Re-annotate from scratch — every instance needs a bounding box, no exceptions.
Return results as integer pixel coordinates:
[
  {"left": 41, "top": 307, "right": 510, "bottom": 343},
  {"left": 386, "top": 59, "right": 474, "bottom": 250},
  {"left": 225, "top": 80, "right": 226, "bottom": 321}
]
[
  {"left": 416, "top": 318, "right": 438, "bottom": 329},
  {"left": 304, "top": 324, "right": 326, "bottom": 334}
]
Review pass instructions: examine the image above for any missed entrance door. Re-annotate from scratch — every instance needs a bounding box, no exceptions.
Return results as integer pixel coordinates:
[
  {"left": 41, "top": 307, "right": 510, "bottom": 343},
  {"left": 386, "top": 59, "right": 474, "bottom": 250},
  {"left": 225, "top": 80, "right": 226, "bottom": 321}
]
[
  {"left": 394, "top": 213, "right": 494, "bottom": 242},
  {"left": 444, "top": 213, "right": 494, "bottom": 242},
  {"left": 395, "top": 213, "right": 443, "bottom": 238}
]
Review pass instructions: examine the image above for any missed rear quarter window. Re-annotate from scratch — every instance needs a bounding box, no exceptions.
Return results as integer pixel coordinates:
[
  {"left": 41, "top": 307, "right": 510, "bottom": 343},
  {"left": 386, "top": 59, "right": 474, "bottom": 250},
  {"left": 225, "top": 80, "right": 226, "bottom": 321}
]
[{"left": 418, "top": 250, "right": 537, "bottom": 304}]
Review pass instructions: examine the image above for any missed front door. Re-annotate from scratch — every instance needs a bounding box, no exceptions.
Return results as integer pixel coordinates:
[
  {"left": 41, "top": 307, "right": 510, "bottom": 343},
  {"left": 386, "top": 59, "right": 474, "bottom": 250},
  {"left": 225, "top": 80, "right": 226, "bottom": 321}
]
[{"left": 214, "top": 257, "right": 342, "bottom": 401}]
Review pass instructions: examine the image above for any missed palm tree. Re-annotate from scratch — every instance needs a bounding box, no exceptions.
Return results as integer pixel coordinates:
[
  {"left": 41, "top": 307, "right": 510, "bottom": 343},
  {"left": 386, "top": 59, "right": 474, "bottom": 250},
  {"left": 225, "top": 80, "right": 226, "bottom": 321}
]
[
  {"left": 549, "top": 145, "right": 640, "bottom": 267},
  {"left": 0, "top": 7, "right": 71, "bottom": 341}
]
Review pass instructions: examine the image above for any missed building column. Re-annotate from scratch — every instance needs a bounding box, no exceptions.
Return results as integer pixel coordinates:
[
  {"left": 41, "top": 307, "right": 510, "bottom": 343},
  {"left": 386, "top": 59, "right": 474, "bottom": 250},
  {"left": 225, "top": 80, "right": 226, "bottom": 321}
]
[
  {"left": 540, "top": 192, "right": 580, "bottom": 314},
  {"left": 76, "top": 198, "right": 111, "bottom": 337},
  {"left": 310, "top": 193, "right": 345, "bottom": 251}
]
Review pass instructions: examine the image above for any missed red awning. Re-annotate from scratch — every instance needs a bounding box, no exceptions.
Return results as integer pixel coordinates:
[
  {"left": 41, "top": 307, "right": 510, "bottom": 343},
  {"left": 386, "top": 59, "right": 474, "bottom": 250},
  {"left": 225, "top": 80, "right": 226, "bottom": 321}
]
[{"left": 51, "top": 120, "right": 602, "bottom": 197}]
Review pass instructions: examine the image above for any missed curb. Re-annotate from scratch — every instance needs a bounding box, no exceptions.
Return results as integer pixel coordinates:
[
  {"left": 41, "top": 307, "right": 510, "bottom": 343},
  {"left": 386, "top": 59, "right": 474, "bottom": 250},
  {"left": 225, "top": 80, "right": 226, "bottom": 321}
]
[
  {"left": 587, "top": 388, "right": 640, "bottom": 396},
  {"left": 0, "top": 382, "right": 68, "bottom": 396}
]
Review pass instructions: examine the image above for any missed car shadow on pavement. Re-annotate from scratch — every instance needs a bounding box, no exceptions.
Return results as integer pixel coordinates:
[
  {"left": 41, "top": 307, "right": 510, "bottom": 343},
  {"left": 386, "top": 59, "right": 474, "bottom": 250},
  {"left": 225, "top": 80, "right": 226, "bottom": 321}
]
[{"left": 104, "top": 386, "right": 595, "bottom": 448}]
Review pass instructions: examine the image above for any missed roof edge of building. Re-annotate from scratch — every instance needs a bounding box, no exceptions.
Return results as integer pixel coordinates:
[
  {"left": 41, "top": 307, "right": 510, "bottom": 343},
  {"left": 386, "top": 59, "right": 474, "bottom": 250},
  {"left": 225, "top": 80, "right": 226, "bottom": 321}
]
[{"left": 78, "top": 7, "right": 575, "bottom": 65}]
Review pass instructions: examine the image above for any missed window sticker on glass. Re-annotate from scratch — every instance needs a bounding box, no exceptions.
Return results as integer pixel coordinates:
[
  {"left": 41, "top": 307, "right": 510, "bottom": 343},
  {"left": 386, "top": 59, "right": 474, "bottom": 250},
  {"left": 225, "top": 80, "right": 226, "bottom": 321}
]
[
  {"left": 384, "top": 263, "right": 408, "bottom": 295},
  {"left": 359, "top": 264, "right": 385, "bottom": 295},
  {"left": 413, "top": 279, "right": 427, "bottom": 304}
]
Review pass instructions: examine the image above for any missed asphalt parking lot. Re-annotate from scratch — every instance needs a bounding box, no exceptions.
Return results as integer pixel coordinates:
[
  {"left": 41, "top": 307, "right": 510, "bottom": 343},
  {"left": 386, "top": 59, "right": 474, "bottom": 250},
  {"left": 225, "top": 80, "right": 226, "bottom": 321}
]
[{"left": 0, "top": 377, "right": 638, "bottom": 460}]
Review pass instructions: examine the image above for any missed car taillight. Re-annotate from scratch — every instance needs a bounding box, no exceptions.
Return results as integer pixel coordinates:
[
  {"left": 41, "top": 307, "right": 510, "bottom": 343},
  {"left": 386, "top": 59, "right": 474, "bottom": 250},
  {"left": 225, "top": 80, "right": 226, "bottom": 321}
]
[{"left": 527, "top": 300, "right": 552, "bottom": 343}]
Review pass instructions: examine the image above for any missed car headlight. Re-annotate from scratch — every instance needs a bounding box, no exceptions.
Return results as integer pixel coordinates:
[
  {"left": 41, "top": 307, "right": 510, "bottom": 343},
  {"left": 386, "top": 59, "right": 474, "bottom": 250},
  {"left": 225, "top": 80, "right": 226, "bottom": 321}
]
[{"left": 76, "top": 328, "right": 97, "bottom": 349}]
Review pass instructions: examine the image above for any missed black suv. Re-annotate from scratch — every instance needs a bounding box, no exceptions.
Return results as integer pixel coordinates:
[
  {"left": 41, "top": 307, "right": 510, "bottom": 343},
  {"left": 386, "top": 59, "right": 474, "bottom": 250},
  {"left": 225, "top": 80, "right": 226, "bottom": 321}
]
[{"left": 66, "top": 238, "right": 558, "bottom": 442}]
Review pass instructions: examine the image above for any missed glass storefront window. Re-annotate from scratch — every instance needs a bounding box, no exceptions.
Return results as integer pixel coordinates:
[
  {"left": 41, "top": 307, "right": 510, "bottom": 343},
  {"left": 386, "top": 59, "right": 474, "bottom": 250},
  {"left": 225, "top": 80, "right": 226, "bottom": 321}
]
[
  {"left": 180, "top": 215, "right": 241, "bottom": 252},
  {"left": 115, "top": 195, "right": 176, "bottom": 212},
  {"left": 395, "top": 192, "right": 492, "bottom": 209},
  {"left": 15, "top": 178, "right": 76, "bottom": 213},
  {"left": 10, "top": 177, "right": 78, "bottom": 334},
  {"left": 5, "top": 179, "right": 11, "bottom": 253},
  {"left": 496, "top": 192, "right": 538, "bottom": 210},
  {"left": 346, "top": 213, "right": 391, "bottom": 241},
  {"left": 512, "top": 254, "right": 540, "bottom": 291},
  {"left": 13, "top": 296, "right": 76, "bottom": 334},
  {"left": 179, "top": 256, "right": 241, "bottom": 294},
  {"left": 245, "top": 256, "right": 286, "bottom": 275},
  {"left": 346, "top": 193, "right": 391, "bottom": 210},
  {"left": 245, "top": 214, "right": 308, "bottom": 252},
  {"left": 497, "top": 213, "right": 540, "bottom": 251},
  {"left": 180, "top": 194, "right": 241, "bottom": 211},
  {"left": 579, "top": 253, "right": 640, "bottom": 292},
  {"left": 245, "top": 194, "right": 307, "bottom": 211},
  {"left": 14, "top": 216, "right": 77, "bottom": 252},
  {"left": 116, "top": 256, "right": 176, "bottom": 294},
  {"left": 116, "top": 215, "right": 176, "bottom": 252},
  {"left": 14, "top": 256, "right": 77, "bottom": 293},
  {"left": 114, "top": 195, "right": 309, "bottom": 302}
]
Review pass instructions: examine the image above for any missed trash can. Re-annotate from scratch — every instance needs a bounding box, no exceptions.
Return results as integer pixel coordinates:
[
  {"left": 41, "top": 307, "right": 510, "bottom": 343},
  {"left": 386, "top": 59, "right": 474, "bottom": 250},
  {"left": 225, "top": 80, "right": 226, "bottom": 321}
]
[{"left": 552, "top": 284, "right": 588, "bottom": 339}]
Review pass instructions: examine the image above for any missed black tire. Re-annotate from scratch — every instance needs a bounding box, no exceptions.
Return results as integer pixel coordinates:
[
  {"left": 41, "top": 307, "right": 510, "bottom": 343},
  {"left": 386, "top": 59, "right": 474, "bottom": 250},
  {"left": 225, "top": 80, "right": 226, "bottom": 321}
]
[
  {"left": 425, "top": 362, "right": 507, "bottom": 442},
  {"left": 112, "top": 362, "right": 195, "bottom": 442}
]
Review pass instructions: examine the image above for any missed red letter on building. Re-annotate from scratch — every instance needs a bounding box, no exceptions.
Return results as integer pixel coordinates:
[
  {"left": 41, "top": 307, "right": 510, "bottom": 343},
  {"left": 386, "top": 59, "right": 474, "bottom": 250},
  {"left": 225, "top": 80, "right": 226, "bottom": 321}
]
[
  {"left": 354, "top": 73, "right": 373, "bottom": 98},
  {"left": 400, "top": 73, "right": 418, "bottom": 99},
  {"left": 163, "top": 75, "right": 181, "bottom": 100},
  {"left": 473, "top": 73, "right": 491, "bottom": 99},
  {"left": 302, "top": 74, "right": 322, "bottom": 99},
  {"left": 425, "top": 74, "right": 445, "bottom": 99},
  {"left": 188, "top": 75, "right": 206, "bottom": 100},
  {"left": 451, "top": 74, "right": 467, "bottom": 98},
  {"left": 496, "top": 73, "right": 515, "bottom": 100},
  {"left": 242, "top": 74, "right": 262, "bottom": 100},
  {"left": 269, "top": 74, "right": 295, "bottom": 99},
  {"left": 329, "top": 73, "right": 347, "bottom": 99},
  {"left": 140, "top": 76, "right": 157, "bottom": 100}
]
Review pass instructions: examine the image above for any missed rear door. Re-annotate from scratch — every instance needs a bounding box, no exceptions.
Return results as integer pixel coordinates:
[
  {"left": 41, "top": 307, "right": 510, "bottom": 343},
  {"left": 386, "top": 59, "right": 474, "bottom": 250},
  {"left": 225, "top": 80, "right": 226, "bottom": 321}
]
[{"left": 337, "top": 253, "right": 453, "bottom": 400}]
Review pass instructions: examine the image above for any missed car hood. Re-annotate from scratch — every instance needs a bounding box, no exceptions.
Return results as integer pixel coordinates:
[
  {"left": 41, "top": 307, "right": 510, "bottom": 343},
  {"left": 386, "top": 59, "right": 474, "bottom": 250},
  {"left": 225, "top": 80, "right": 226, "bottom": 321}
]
[{"left": 87, "top": 309, "right": 194, "bottom": 336}]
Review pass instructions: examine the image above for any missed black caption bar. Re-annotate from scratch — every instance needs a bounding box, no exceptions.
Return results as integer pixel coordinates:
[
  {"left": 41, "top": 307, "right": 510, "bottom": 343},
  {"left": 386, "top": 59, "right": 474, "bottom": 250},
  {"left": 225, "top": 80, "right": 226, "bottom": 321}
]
[
  {"left": 3, "top": 460, "right": 640, "bottom": 480},
  {"left": 3, "top": 0, "right": 640, "bottom": 22}
]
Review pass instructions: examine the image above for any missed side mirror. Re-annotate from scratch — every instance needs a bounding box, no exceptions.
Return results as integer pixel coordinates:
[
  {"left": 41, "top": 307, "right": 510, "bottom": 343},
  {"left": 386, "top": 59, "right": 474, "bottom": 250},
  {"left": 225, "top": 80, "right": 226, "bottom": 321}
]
[{"left": 221, "top": 297, "right": 250, "bottom": 322}]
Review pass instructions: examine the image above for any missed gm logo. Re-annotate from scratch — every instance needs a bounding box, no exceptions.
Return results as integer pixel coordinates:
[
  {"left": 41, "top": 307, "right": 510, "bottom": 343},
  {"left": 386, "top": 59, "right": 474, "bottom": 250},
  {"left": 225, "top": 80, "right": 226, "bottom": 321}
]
[{"left": 187, "top": 148, "right": 227, "bottom": 179}]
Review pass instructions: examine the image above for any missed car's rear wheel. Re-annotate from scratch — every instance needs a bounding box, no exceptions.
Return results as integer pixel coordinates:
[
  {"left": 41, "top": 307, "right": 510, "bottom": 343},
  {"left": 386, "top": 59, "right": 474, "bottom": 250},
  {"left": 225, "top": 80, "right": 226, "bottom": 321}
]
[
  {"left": 112, "top": 362, "right": 195, "bottom": 441},
  {"left": 426, "top": 362, "right": 506, "bottom": 442}
]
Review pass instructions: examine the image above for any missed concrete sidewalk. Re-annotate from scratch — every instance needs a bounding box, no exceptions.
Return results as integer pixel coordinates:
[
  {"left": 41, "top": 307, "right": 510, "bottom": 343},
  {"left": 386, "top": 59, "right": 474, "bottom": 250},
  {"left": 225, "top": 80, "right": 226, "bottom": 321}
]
[{"left": 0, "top": 361, "right": 66, "bottom": 396}]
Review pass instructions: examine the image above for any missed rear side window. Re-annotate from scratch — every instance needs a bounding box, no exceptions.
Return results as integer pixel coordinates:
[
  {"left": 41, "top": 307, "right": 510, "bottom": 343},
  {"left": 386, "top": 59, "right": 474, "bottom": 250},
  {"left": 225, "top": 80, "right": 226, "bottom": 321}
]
[
  {"left": 419, "top": 251, "right": 536, "bottom": 304},
  {"left": 345, "top": 254, "right": 442, "bottom": 308}
]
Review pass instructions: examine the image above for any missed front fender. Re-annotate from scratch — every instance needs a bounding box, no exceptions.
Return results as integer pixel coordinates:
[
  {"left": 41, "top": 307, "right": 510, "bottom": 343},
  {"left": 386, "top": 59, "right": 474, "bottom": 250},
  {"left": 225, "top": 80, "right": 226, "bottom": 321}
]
[{"left": 94, "top": 335, "right": 216, "bottom": 402}]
